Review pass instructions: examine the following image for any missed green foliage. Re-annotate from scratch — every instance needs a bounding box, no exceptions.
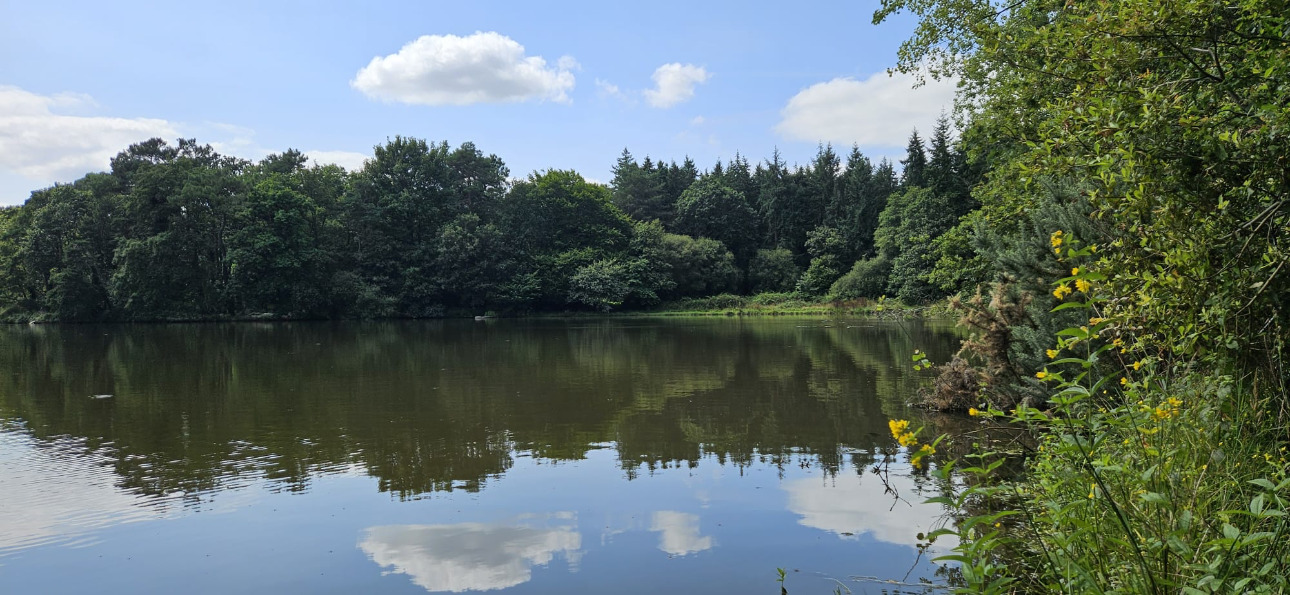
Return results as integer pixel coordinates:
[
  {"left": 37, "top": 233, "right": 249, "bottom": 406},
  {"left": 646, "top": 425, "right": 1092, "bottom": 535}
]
[
  {"left": 656, "top": 233, "right": 739, "bottom": 300},
  {"left": 747, "top": 248, "right": 800, "bottom": 294},
  {"left": 931, "top": 254, "right": 1290, "bottom": 593},
  {"left": 795, "top": 225, "right": 848, "bottom": 296},
  {"left": 674, "top": 177, "right": 759, "bottom": 268},
  {"left": 873, "top": 0, "right": 1290, "bottom": 590},
  {"left": 878, "top": 0, "right": 1290, "bottom": 385},
  {"left": 829, "top": 256, "right": 891, "bottom": 300},
  {"left": 568, "top": 259, "right": 632, "bottom": 312},
  {"left": 0, "top": 132, "right": 978, "bottom": 319},
  {"left": 876, "top": 186, "right": 955, "bottom": 304},
  {"left": 609, "top": 150, "right": 696, "bottom": 229},
  {"left": 432, "top": 213, "right": 510, "bottom": 310}
]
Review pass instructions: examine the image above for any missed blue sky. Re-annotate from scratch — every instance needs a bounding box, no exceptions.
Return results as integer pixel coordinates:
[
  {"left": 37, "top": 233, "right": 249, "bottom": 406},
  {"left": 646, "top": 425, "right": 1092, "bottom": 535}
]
[{"left": 0, "top": 0, "right": 957, "bottom": 206}]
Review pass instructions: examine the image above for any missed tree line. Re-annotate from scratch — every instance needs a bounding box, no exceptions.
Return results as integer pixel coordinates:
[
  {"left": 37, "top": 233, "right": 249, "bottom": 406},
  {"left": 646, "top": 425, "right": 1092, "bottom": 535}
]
[{"left": 0, "top": 120, "right": 979, "bottom": 321}]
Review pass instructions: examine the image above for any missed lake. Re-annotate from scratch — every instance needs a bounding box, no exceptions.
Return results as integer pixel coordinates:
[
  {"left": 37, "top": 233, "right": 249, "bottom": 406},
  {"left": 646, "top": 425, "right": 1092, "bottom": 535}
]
[{"left": 0, "top": 317, "right": 964, "bottom": 594}]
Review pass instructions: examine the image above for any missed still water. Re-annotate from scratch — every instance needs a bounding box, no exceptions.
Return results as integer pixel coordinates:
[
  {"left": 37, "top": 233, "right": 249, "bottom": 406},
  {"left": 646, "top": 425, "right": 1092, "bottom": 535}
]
[{"left": 0, "top": 317, "right": 963, "bottom": 594}]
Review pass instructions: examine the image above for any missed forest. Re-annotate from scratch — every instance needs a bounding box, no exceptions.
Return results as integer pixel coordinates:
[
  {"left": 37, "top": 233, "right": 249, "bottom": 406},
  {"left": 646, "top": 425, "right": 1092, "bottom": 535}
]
[
  {"left": 0, "top": 120, "right": 975, "bottom": 321},
  {"left": 3, "top": 0, "right": 1289, "bottom": 590}
]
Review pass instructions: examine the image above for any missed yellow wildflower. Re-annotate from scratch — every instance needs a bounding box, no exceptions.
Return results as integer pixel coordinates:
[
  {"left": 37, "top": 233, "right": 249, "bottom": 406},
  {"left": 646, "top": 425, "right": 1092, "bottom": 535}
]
[
  {"left": 968, "top": 407, "right": 979, "bottom": 417},
  {"left": 1036, "top": 370, "right": 1049, "bottom": 380},
  {"left": 1046, "top": 349, "right": 1059, "bottom": 359},
  {"left": 1071, "top": 267, "right": 1080, "bottom": 276},
  {"left": 1051, "top": 230, "right": 1064, "bottom": 249},
  {"left": 1120, "top": 377, "right": 1128, "bottom": 386},
  {"left": 1132, "top": 360, "right": 1142, "bottom": 371},
  {"left": 1053, "top": 284, "right": 1073, "bottom": 299},
  {"left": 1076, "top": 278, "right": 1092, "bottom": 293}
]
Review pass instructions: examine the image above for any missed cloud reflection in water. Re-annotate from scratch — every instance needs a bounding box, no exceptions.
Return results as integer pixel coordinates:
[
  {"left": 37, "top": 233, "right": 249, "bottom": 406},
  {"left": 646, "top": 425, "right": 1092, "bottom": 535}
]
[
  {"left": 783, "top": 471, "right": 957, "bottom": 552},
  {"left": 359, "top": 516, "right": 581, "bottom": 592},
  {"left": 649, "top": 511, "right": 713, "bottom": 556}
]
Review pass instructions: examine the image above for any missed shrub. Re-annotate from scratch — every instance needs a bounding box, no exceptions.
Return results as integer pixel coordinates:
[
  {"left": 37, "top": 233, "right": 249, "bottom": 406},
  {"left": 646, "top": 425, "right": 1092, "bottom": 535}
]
[{"left": 829, "top": 257, "right": 891, "bottom": 300}]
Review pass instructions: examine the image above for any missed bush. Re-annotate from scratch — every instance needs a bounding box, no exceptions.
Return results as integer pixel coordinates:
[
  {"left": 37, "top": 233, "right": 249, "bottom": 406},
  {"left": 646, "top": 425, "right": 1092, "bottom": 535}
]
[
  {"left": 657, "top": 233, "right": 739, "bottom": 299},
  {"left": 829, "top": 257, "right": 890, "bottom": 300},
  {"left": 747, "top": 292, "right": 800, "bottom": 306}
]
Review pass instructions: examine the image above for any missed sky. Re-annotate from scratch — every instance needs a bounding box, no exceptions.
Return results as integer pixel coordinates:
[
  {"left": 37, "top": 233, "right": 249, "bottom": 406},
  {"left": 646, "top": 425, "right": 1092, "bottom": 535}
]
[{"left": 0, "top": 0, "right": 957, "bottom": 206}]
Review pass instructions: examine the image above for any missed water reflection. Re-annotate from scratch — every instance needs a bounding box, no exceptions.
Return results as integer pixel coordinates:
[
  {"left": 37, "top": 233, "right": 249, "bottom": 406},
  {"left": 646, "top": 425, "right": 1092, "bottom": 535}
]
[
  {"left": 783, "top": 470, "right": 958, "bottom": 552},
  {"left": 0, "top": 429, "right": 174, "bottom": 554},
  {"left": 359, "top": 516, "right": 582, "bottom": 593},
  {"left": 649, "top": 511, "right": 713, "bottom": 556},
  {"left": 0, "top": 319, "right": 959, "bottom": 501},
  {"left": 0, "top": 318, "right": 965, "bottom": 592}
]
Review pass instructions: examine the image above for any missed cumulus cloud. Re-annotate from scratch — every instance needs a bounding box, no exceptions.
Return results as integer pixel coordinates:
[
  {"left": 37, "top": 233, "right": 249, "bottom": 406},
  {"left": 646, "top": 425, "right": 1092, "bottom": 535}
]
[
  {"left": 305, "top": 150, "right": 370, "bottom": 171},
  {"left": 775, "top": 70, "right": 958, "bottom": 148},
  {"left": 0, "top": 85, "right": 178, "bottom": 183},
  {"left": 644, "top": 63, "right": 710, "bottom": 108},
  {"left": 352, "top": 32, "right": 577, "bottom": 106}
]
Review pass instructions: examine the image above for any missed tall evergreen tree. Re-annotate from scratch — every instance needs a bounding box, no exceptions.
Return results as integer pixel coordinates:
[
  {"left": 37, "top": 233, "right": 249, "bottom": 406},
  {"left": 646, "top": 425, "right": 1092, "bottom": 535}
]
[{"left": 900, "top": 131, "right": 928, "bottom": 188}]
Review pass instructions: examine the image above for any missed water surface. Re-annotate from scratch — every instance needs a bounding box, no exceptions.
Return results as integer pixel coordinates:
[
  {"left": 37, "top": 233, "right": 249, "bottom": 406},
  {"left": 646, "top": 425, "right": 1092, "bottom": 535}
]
[{"left": 0, "top": 318, "right": 961, "bottom": 594}]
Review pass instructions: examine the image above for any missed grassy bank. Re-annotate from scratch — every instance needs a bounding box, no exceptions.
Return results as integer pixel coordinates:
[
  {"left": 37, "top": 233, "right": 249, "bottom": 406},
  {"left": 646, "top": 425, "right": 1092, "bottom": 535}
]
[
  {"left": 615, "top": 293, "right": 951, "bottom": 318},
  {"left": 4, "top": 293, "right": 954, "bottom": 324}
]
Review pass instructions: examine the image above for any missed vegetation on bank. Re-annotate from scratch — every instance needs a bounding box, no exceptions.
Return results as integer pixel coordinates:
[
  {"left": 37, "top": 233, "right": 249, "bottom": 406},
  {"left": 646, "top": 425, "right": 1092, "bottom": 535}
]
[
  {"left": 0, "top": 119, "right": 977, "bottom": 323},
  {"left": 871, "top": 0, "right": 1290, "bottom": 592}
]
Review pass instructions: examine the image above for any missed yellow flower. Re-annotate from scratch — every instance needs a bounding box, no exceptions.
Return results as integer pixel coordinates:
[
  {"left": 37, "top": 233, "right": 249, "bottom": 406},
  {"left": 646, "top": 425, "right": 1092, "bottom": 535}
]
[
  {"left": 1053, "top": 284, "right": 1073, "bottom": 300},
  {"left": 1120, "top": 377, "right": 1128, "bottom": 386},
  {"left": 1036, "top": 370, "right": 1050, "bottom": 380},
  {"left": 1071, "top": 267, "right": 1080, "bottom": 276},
  {"left": 968, "top": 407, "right": 979, "bottom": 417},
  {"left": 1046, "top": 349, "right": 1059, "bottom": 359},
  {"left": 1167, "top": 397, "right": 1182, "bottom": 408},
  {"left": 1076, "top": 278, "right": 1092, "bottom": 293},
  {"left": 1051, "top": 230, "right": 1064, "bottom": 249},
  {"left": 1112, "top": 338, "right": 1124, "bottom": 347},
  {"left": 888, "top": 419, "right": 910, "bottom": 439},
  {"left": 1132, "top": 360, "right": 1142, "bottom": 371}
]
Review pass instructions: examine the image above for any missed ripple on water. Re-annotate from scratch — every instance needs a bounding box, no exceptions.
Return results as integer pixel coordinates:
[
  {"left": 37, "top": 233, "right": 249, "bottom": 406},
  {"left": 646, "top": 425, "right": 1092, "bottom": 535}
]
[{"left": 0, "top": 429, "right": 180, "bottom": 557}]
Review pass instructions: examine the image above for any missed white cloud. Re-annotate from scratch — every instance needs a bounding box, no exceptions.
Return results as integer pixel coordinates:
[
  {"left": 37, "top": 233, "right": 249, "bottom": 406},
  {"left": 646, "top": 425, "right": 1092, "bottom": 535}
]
[
  {"left": 689, "top": 116, "right": 705, "bottom": 126},
  {"left": 352, "top": 32, "right": 577, "bottom": 106},
  {"left": 775, "top": 70, "right": 959, "bottom": 148},
  {"left": 595, "top": 78, "right": 624, "bottom": 99},
  {"left": 644, "top": 63, "right": 710, "bottom": 108},
  {"left": 359, "top": 519, "right": 581, "bottom": 592},
  {"left": 0, "top": 85, "right": 178, "bottom": 184},
  {"left": 649, "top": 511, "right": 713, "bottom": 556},
  {"left": 305, "top": 150, "right": 370, "bottom": 171}
]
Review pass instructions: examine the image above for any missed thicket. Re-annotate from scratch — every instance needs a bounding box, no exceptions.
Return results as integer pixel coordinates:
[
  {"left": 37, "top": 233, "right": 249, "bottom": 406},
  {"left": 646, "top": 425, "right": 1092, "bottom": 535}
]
[{"left": 873, "top": 0, "right": 1290, "bottom": 591}]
